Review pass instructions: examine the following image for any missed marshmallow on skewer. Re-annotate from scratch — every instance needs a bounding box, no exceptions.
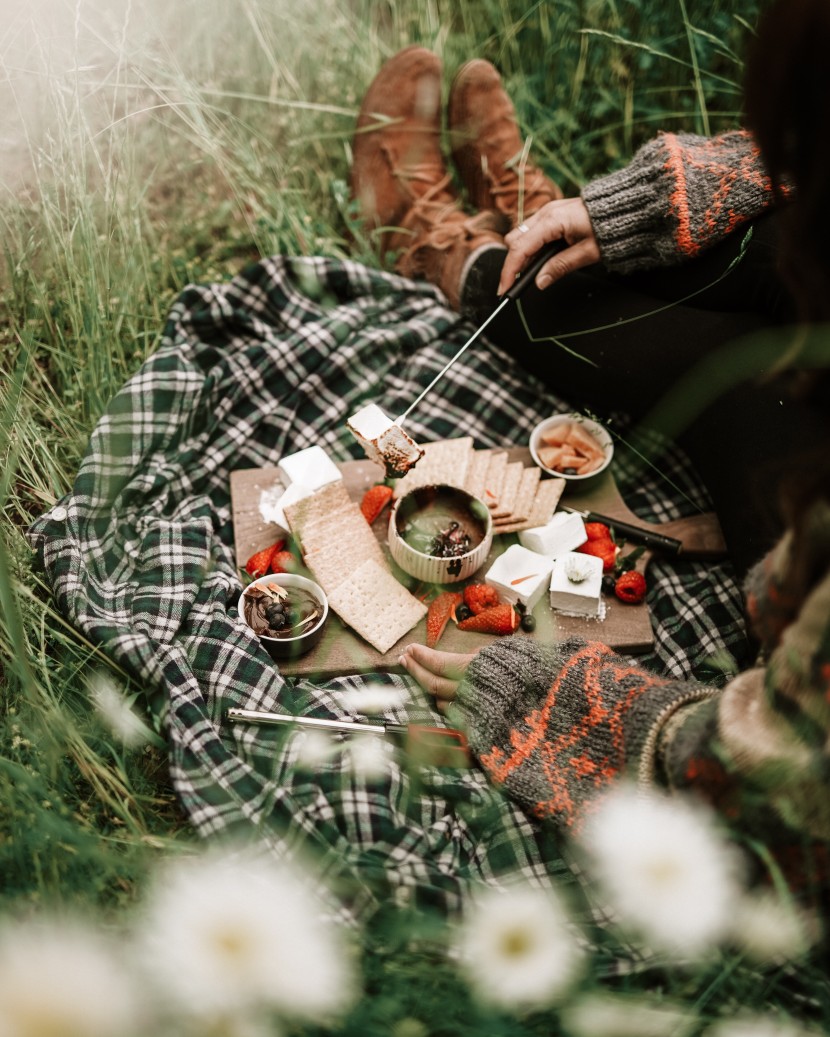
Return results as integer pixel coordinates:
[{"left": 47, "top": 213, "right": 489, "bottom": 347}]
[{"left": 347, "top": 403, "right": 424, "bottom": 478}]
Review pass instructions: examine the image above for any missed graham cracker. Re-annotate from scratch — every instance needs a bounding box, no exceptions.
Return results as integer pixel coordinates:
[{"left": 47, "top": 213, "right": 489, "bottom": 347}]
[
  {"left": 496, "top": 465, "right": 540, "bottom": 526},
  {"left": 464, "top": 448, "right": 492, "bottom": 502},
  {"left": 491, "top": 461, "right": 524, "bottom": 520},
  {"left": 393, "top": 436, "right": 475, "bottom": 498},
  {"left": 495, "top": 476, "right": 566, "bottom": 533},
  {"left": 283, "top": 479, "right": 351, "bottom": 535},
  {"left": 326, "top": 558, "right": 427, "bottom": 655},
  {"left": 481, "top": 451, "right": 508, "bottom": 511}
]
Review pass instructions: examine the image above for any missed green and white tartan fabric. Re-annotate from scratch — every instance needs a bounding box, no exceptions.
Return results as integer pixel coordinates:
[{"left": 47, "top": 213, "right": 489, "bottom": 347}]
[{"left": 27, "top": 255, "right": 749, "bottom": 921}]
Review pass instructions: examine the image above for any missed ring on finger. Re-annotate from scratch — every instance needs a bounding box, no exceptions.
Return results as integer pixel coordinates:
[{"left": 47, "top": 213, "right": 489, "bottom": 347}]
[{"left": 517, "top": 222, "right": 530, "bottom": 234}]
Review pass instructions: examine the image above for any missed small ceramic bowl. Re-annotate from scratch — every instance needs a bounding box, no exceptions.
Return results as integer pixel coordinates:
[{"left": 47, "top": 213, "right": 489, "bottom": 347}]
[
  {"left": 388, "top": 484, "right": 493, "bottom": 584},
  {"left": 529, "top": 412, "right": 614, "bottom": 482},
  {"left": 238, "top": 573, "right": 329, "bottom": 660}
]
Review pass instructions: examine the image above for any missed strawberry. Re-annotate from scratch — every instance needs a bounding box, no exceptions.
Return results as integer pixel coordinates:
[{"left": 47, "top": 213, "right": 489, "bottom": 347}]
[
  {"left": 614, "top": 570, "right": 647, "bottom": 604},
  {"left": 244, "top": 539, "right": 286, "bottom": 578},
  {"left": 577, "top": 538, "right": 617, "bottom": 572},
  {"left": 584, "top": 521, "right": 611, "bottom": 541},
  {"left": 270, "top": 549, "right": 299, "bottom": 574},
  {"left": 360, "top": 484, "right": 394, "bottom": 524},
  {"left": 426, "top": 591, "right": 463, "bottom": 648},
  {"left": 463, "top": 582, "right": 501, "bottom": 615},
  {"left": 457, "top": 603, "right": 519, "bottom": 635}
]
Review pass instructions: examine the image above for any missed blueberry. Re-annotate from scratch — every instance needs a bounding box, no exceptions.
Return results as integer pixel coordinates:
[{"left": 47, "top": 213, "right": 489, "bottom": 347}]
[
  {"left": 455, "top": 604, "right": 473, "bottom": 622},
  {"left": 265, "top": 603, "right": 285, "bottom": 623},
  {"left": 520, "top": 613, "right": 536, "bottom": 632},
  {"left": 268, "top": 612, "right": 287, "bottom": 630}
]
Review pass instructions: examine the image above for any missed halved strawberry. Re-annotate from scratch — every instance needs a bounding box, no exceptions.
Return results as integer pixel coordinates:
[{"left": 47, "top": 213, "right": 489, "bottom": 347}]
[
  {"left": 584, "top": 521, "right": 611, "bottom": 541},
  {"left": 426, "top": 591, "right": 463, "bottom": 648},
  {"left": 457, "top": 603, "right": 519, "bottom": 635},
  {"left": 576, "top": 538, "right": 617, "bottom": 572},
  {"left": 244, "top": 539, "right": 286, "bottom": 578},
  {"left": 360, "top": 484, "right": 394, "bottom": 524},
  {"left": 463, "top": 582, "right": 501, "bottom": 615}
]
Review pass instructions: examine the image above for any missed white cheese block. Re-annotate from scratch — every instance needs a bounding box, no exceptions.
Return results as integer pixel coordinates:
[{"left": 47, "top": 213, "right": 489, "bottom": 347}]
[
  {"left": 277, "top": 445, "right": 342, "bottom": 491},
  {"left": 258, "top": 481, "right": 315, "bottom": 535},
  {"left": 518, "top": 510, "right": 587, "bottom": 558},
  {"left": 484, "top": 543, "right": 553, "bottom": 611},
  {"left": 549, "top": 551, "right": 604, "bottom": 618},
  {"left": 346, "top": 403, "right": 424, "bottom": 477}
]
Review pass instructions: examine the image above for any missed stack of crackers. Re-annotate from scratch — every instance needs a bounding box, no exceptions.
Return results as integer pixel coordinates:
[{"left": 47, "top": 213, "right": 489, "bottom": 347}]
[
  {"left": 393, "top": 437, "right": 565, "bottom": 534},
  {"left": 284, "top": 481, "right": 426, "bottom": 655}
]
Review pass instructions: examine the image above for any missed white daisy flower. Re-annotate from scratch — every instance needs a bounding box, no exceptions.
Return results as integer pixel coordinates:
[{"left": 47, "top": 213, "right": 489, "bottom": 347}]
[
  {"left": 0, "top": 916, "right": 139, "bottom": 1037},
  {"left": 730, "top": 891, "right": 813, "bottom": 964},
  {"left": 455, "top": 883, "right": 583, "bottom": 1012},
  {"left": 561, "top": 991, "right": 697, "bottom": 1037},
  {"left": 338, "top": 684, "right": 409, "bottom": 716},
  {"left": 134, "top": 846, "right": 356, "bottom": 1022},
  {"left": 579, "top": 785, "right": 743, "bottom": 958},
  {"left": 88, "top": 670, "right": 152, "bottom": 748}
]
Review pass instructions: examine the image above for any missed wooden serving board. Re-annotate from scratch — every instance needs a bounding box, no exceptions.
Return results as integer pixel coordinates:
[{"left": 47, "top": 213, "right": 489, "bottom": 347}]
[{"left": 230, "top": 449, "right": 725, "bottom": 677}]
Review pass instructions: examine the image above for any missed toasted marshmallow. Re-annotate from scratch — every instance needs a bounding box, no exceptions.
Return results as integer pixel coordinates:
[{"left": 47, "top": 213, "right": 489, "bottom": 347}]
[{"left": 347, "top": 403, "right": 424, "bottom": 478}]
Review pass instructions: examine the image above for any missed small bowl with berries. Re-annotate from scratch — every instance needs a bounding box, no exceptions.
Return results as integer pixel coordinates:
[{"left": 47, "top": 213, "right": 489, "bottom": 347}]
[
  {"left": 239, "top": 573, "right": 329, "bottom": 659},
  {"left": 388, "top": 484, "right": 493, "bottom": 584}
]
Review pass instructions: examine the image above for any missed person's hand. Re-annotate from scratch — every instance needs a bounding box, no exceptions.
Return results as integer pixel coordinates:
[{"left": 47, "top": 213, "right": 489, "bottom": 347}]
[
  {"left": 399, "top": 643, "right": 478, "bottom": 713},
  {"left": 497, "top": 197, "right": 601, "bottom": 295}
]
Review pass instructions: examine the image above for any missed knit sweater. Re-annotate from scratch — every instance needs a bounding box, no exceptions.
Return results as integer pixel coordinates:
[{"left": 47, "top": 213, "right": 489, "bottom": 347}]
[
  {"left": 581, "top": 129, "right": 780, "bottom": 273},
  {"left": 454, "top": 500, "right": 830, "bottom": 896}
]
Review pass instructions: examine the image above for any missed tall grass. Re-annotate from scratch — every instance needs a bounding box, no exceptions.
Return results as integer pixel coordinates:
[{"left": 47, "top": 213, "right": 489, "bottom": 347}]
[{"left": 6, "top": 0, "right": 827, "bottom": 1033}]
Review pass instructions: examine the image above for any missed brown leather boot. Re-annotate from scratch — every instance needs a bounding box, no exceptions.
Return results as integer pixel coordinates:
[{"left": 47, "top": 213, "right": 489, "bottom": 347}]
[
  {"left": 350, "top": 46, "right": 504, "bottom": 310},
  {"left": 448, "top": 59, "right": 563, "bottom": 231}
]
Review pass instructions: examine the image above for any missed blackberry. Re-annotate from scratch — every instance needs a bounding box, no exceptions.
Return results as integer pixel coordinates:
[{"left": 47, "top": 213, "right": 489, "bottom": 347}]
[{"left": 520, "top": 613, "right": 536, "bottom": 632}]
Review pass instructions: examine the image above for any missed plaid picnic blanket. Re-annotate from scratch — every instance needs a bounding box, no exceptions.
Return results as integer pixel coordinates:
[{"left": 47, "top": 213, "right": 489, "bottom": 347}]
[{"left": 27, "top": 255, "right": 749, "bottom": 924}]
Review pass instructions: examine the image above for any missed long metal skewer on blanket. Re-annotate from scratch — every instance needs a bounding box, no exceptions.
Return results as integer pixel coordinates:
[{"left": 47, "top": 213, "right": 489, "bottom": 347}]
[{"left": 395, "top": 240, "right": 565, "bottom": 426}]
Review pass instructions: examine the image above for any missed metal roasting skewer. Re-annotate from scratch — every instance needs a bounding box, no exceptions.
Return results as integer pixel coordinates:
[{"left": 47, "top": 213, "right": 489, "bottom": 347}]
[{"left": 395, "top": 241, "right": 565, "bottom": 426}]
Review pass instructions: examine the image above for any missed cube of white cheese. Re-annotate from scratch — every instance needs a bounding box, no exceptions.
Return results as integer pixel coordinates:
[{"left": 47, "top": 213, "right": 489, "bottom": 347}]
[
  {"left": 519, "top": 510, "right": 587, "bottom": 558},
  {"left": 277, "top": 445, "right": 342, "bottom": 492},
  {"left": 549, "top": 551, "right": 604, "bottom": 618},
  {"left": 258, "top": 481, "right": 314, "bottom": 535},
  {"left": 485, "top": 543, "right": 553, "bottom": 611},
  {"left": 346, "top": 403, "right": 424, "bottom": 478}
]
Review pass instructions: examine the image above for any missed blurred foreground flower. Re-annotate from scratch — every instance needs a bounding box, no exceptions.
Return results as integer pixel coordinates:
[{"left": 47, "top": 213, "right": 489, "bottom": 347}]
[
  {"left": 731, "top": 890, "right": 814, "bottom": 964},
  {"left": 561, "top": 991, "right": 697, "bottom": 1037},
  {"left": 705, "top": 1015, "right": 816, "bottom": 1037},
  {"left": 339, "top": 684, "right": 409, "bottom": 715},
  {"left": 579, "top": 785, "right": 742, "bottom": 958},
  {"left": 455, "top": 883, "right": 583, "bottom": 1012},
  {"left": 0, "top": 917, "right": 138, "bottom": 1037},
  {"left": 134, "top": 846, "right": 357, "bottom": 1022},
  {"left": 88, "top": 669, "right": 153, "bottom": 748}
]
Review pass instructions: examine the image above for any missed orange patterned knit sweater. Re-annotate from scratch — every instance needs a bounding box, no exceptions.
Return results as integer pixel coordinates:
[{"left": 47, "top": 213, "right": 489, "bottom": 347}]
[
  {"left": 581, "top": 130, "right": 782, "bottom": 272},
  {"left": 454, "top": 500, "right": 830, "bottom": 897}
]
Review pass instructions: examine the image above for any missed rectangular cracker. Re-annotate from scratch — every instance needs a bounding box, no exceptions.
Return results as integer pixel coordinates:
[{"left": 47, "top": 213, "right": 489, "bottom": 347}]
[
  {"left": 283, "top": 479, "right": 352, "bottom": 536},
  {"left": 497, "top": 465, "right": 540, "bottom": 526},
  {"left": 464, "top": 448, "right": 492, "bottom": 502},
  {"left": 392, "top": 437, "right": 475, "bottom": 498},
  {"left": 491, "top": 461, "right": 524, "bottom": 519},
  {"left": 326, "top": 558, "right": 427, "bottom": 654},
  {"left": 495, "top": 477, "right": 566, "bottom": 533},
  {"left": 303, "top": 527, "right": 386, "bottom": 589},
  {"left": 481, "top": 450, "right": 508, "bottom": 511}
]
